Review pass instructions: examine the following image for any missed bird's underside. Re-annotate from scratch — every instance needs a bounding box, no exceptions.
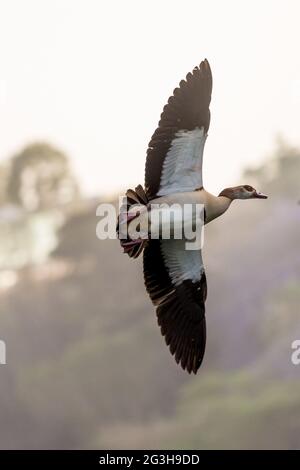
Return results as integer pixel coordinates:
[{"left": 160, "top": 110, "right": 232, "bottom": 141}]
[{"left": 118, "top": 60, "right": 212, "bottom": 373}]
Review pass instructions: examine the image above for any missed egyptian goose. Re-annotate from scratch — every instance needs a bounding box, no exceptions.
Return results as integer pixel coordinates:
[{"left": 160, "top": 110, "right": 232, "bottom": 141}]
[{"left": 118, "top": 59, "right": 267, "bottom": 374}]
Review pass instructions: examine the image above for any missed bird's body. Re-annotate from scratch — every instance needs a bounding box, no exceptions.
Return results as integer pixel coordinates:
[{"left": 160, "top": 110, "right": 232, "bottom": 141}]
[
  {"left": 118, "top": 59, "right": 267, "bottom": 373},
  {"left": 127, "top": 189, "right": 232, "bottom": 240},
  {"left": 151, "top": 189, "right": 231, "bottom": 224}
]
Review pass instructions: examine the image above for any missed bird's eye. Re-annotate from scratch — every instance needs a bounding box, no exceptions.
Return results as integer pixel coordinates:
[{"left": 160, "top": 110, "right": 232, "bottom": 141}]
[{"left": 244, "top": 185, "right": 253, "bottom": 192}]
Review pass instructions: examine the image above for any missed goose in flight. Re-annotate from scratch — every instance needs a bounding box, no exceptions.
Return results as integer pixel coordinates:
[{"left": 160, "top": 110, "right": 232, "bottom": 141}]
[{"left": 117, "top": 59, "right": 267, "bottom": 374}]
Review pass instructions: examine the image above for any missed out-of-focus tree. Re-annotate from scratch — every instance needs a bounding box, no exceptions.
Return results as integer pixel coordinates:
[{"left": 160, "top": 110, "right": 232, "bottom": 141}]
[
  {"left": 0, "top": 163, "right": 9, "bottom": 206},
  {"left": 7, "top": 143, "right": 79, "bottom": 212},
  {"left": 244, "top": 136, "right": 300, "bottom": 199}
]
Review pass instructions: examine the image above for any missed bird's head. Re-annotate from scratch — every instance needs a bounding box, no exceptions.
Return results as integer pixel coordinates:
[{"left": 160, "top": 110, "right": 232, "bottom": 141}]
[{"left": 219, "top": 185, "right": 268, "bottom": 200}]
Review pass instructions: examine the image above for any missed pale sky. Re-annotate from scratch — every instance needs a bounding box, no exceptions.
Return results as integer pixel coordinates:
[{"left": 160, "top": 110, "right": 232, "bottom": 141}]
[{"left": 0, "top": 0, "right": 300, "bottom": 197}]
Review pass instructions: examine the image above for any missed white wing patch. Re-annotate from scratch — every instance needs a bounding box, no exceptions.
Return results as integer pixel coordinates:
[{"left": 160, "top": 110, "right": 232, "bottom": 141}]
[
  {"left": 157, "top": 127, "right": 207, "bottom": 196},
  {"left": 161, "top": 239, "right": 204, "bottom": 286}
]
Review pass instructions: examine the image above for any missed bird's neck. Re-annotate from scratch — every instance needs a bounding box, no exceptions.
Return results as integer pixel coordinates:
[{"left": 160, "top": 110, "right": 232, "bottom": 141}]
[
  {"left": 204, "top": 193, "right": 232, "bottom": 224},
  {"left": 216, "top": 195, "right": 232, "bottom": 215}
]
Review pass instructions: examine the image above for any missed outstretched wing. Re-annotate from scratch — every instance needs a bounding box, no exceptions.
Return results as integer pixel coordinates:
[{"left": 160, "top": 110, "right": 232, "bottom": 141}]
[
  {"left": 143, "top": 239, "right": 207, "bottom": 374},
  {"left": 145, "top": 59, "right": 212, "bottom": 200}
]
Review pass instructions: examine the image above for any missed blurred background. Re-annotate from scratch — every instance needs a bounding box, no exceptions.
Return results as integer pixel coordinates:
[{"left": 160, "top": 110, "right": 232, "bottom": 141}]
[{"left": 0, "top": 0, "right": 300, "bottom": 450}]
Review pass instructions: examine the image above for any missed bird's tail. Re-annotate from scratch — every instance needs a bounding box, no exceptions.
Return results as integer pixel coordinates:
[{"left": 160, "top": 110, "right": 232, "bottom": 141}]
[{"left": 117, "top": 185, "right": 149, "bottom": 259}]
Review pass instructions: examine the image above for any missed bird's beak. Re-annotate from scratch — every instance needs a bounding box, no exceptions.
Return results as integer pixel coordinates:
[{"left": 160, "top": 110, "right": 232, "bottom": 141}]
[{"left": 254, "top": 191, "right": 268, "bottom": 199}]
